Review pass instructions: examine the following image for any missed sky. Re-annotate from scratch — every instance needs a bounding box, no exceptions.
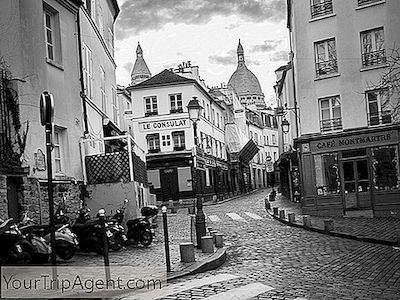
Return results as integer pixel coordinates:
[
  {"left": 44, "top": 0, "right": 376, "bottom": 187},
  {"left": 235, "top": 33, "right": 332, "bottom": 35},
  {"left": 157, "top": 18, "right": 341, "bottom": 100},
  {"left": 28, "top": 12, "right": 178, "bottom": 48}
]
[{"left": 114, "top": 0, "right": 290, "bottom": 106}]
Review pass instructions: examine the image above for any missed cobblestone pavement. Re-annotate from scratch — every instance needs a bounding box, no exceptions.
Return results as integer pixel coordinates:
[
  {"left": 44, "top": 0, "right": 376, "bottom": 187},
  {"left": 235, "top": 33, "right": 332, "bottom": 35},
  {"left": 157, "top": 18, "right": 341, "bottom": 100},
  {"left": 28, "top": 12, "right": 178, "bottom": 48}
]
[
  {"left": 269, "top": 194, "right": 400, "bottom": 243},
  {"left": 125, "top": 189, "right": 400, "bottom": 300}
]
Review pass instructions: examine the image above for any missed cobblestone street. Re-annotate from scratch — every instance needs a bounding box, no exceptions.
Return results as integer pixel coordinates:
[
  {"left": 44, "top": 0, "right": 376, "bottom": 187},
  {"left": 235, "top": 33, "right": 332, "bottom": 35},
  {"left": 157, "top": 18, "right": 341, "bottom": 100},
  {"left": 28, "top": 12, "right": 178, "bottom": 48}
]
[{"left": 122, "top": 189, "right": 400, "bottom": 300}]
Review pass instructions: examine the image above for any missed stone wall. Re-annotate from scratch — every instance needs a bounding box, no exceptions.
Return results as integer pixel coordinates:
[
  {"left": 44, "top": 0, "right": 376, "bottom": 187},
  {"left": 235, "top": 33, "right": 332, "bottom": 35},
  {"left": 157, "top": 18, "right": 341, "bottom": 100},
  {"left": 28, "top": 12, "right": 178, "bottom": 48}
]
[{"left": 0, "top": 175, "right": 9, "bottom": 219}]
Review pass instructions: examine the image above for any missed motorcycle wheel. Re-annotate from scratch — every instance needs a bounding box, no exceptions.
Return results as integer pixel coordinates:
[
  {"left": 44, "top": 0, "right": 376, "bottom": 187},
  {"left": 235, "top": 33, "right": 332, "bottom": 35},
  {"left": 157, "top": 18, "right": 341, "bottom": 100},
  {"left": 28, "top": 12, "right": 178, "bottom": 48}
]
[
  {"left": 139, "top": 231, "right": 153, "bottom": 247},
  {"left": 57, "top": 245, "right": 76, "bottom": 261},
  {"left": 109, "top": 234, "right": 124, "bottom": 251}
]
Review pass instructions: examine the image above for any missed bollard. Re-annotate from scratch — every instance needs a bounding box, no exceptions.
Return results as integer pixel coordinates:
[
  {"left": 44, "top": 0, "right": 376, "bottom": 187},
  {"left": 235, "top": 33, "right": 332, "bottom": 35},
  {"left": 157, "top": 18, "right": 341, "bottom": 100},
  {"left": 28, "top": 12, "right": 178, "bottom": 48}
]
[
  {"left": 273, "top": 207, "right": 279, "bottom": 216},
  {"left": 279, "top": 209, "right": 285, "bottom": 220},
  {"left": 323, "top": 219, "right": 334, "bottom": 232},
  {"left": 201, "top": 236, "right": 214, "bottom": 253},
  {"left": 288, "top": 213, "right": 296, "bottom": 223},
  {"left": 162, "top": 206, "right": 171, "bottom": 272},
  {"left": 98, "top": 208, "right": 111, "bottom": 285},
  {"left": 264, "top": 198, "right": 271, "bottom": 210},
  {"left": 303, "top": 215, "right": 311, "bottom": 228},
  {"left": 215, "top": 233, "right": 224, "bottom": 248},
  {"left": 180, "top": 242, "right": 195, "bottom": 262},
  {"left": 210, "top": 230, "right": 218, "bottom": 243}
]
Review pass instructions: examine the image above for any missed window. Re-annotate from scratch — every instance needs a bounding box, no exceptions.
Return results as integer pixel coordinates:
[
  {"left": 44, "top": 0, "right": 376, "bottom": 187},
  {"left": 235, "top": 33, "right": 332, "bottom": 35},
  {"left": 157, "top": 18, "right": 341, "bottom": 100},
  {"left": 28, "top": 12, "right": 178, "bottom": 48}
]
[
  {"left": 319, "top": 96, "right": 342, "bottom": 132},
  {"left": 254, "top": 133, "right": 258, "bottom": 145},
  {"left": 310, "top": 0, "right": 333, "bottom": 19},
  {"left": 202, "top": 100, "right": 206, "bottom": 117},
  {"left": 211, "top": 108, "right": 215, "bottom": 124},
  {"left": 112, "top": 88, "right": 119, "bottom": 125},
  {"left": 172, "top": 131, "right": 185, "bottom": 150},
  {"left": 272, "top": 134, "right": 277, "bottom": 145},
  {"left": 366, "top": 89, "right": 391, "bottom": 126},
  {"left": 161, "top": 135, "right": 171, "bottom": 146},
  {"left": 147, "top": 134, "right": 160, "bottom": 153},
  {"left": 108, "top": 27, "right": 114, "bottom": 56},
  {"left": 314, "top": 153, "right": 340, "bottom": 195},
  {"left": 100, "top": 66, "right": 106, "bottom": 113},
  {"left": 315, "top": 38, "right": 338, "bottom": 77},
  {"left": 361, "top": 27, "right": 386, "bottom": 67},
  {"left": 144, "top": 96, "right": 158, "bottom": 116},
  {"left": 358, "top": 0, "right": 382, "bottom": 6},
  {"left": 170, "top": 94, "right": 183, "bottom": 113},
  {"left": 372, "top": 146, "right": 399, "bottom": 190},
  {"left": 43, "top": 5, "right": 61, "bottom": 64},
  {"left": 97, "top": 2, "right": 104, "bottom": 37},
  {"left": 53, "top": 129, "right": 64, "bottom": 173},
  {"left": 216, "top": 112, "right": 220, "bottom": 127},
  {"left": 82, "top": 43, "right": 93, "bottom": 99}
]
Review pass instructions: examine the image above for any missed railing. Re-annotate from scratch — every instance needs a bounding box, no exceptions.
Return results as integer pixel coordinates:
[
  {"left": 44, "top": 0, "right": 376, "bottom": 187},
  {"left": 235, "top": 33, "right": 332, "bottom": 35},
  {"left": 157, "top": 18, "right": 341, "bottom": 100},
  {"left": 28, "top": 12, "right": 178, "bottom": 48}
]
[
  {"left": 316, "top": 59, "right": 338, "bottom": 77},
  {"left": 362, "top": 49, "right": 386, "bottom": 67},
  {"left": 358, "top": 0, "right": 381, "bottom": 6},
  {"left": 320, "top": 118, "right": 343, "bottom": 132},
  {"left": 368, "top": 111, "right": 392, "bottom": 126},
  {"left": 311, "top": 0, "right": 333, "bottom": 18}
]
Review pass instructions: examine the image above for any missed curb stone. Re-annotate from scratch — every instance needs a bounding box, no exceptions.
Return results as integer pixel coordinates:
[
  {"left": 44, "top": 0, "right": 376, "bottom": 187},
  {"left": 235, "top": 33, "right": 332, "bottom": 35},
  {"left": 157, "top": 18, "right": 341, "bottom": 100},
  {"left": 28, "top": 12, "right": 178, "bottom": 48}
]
[
  {"left": 266, "top": 208, "right": 398, "bottom": 247},
  {"left": 203, "top": 190, "right": 259, "bottom": 207}
]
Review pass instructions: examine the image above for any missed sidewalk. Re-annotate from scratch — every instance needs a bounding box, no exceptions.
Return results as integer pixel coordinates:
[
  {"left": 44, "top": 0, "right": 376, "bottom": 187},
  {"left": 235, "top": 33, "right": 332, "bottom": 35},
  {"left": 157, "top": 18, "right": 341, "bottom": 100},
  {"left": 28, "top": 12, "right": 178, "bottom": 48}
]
[{"left": 266, "top": 193, "right": 400, "bottom": 246}]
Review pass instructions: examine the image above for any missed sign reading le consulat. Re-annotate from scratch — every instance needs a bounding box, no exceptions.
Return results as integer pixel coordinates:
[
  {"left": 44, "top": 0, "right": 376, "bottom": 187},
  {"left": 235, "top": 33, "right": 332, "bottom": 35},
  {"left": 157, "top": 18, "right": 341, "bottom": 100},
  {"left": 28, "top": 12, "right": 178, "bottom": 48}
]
[
  {"left": 140, "top": 118, "right": 189, "bottom": 132},
  {"left": 310, "top": 130, "right": 398, "bottom": 153}
]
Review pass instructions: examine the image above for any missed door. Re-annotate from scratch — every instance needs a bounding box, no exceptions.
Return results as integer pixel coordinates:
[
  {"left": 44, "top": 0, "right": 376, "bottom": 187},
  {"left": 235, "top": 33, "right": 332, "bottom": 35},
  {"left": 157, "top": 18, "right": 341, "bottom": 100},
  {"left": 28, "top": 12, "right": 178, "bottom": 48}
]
[
  {"left": 160, "top": 168, "right": 178, "bottom": 201},
  {"left": 342, "top": 159, "right": 371, "bottom": 210},
  {"left": 7, "top": 177, "right": 21, "bottom": 222}
]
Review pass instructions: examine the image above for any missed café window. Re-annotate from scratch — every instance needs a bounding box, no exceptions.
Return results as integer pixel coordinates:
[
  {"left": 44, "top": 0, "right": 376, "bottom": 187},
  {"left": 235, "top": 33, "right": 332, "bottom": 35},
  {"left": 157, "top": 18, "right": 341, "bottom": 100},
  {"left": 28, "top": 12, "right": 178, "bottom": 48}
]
[
  {"left": 314, "top": 153, "right": 340, "bottom": 195},
  {"left": 172, "top": 131, "right": 185, "bottom": 150},
  {"left": 371, "top": 146, "right": 399, "bottom": 190},
  {"left": 161, "top": 134, "right": 171, "bottom": 147},
  {"left": 147, "top": 133, "right": 160, "bottom": 153}
]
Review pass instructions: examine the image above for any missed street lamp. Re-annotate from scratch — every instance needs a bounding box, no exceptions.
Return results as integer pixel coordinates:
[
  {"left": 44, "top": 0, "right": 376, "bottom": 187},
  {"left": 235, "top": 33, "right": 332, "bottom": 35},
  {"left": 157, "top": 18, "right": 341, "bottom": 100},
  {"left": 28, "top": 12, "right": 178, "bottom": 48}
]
[
  {"left": 187, "top": 96, "right": 206, "bottom": 248},
  {"left": 281, "top": 118, "right": 290, "bottom": 134}
]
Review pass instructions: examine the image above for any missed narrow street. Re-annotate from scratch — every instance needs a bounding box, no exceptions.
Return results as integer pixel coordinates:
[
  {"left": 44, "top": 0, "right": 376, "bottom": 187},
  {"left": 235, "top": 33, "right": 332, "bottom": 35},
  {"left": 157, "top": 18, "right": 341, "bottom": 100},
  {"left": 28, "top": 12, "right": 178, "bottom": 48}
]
[{"left": 154, "top": 189, "right": 400, "bottom": 300}]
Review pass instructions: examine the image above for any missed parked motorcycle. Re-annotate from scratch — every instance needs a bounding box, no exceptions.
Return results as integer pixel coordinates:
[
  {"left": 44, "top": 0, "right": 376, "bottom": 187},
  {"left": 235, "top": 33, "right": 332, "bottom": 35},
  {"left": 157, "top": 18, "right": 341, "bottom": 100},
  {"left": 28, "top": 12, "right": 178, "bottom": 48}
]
[{"left": 105, "top": 203, "right": 127, "bottom": 251}]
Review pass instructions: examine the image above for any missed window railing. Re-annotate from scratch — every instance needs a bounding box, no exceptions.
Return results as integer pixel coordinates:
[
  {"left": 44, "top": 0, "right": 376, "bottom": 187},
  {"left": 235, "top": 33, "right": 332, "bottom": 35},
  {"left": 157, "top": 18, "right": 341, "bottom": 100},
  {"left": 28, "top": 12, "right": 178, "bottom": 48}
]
[
  {"left": 173, "top": 145, "right": 185, "bottom": 151},
  {"left": 320, "top": 118, "right": 343, "bottom": 132},
  {"left": 368, "top": 110, "right": 392, "bottom": 126},
  {"left": 316, "top": 59, "right": 338, "bottom": 77},
  {"left": 148, "top": 148, "right": 160, "bottom": 153},
  {"left": 358, "top": 0, "right": 381, "bottom": 6},
  {"left": 145, "top": 111, "right": 158, "bottom": 117},
  {"left": 170, "top": 108, "right": 183, "bottom": 114},
  {"left": 362, "top": 49, "right": 386, "bottom": 67},
  {"left": 311, "top": 0, "right": 333, "bottom": 18}
]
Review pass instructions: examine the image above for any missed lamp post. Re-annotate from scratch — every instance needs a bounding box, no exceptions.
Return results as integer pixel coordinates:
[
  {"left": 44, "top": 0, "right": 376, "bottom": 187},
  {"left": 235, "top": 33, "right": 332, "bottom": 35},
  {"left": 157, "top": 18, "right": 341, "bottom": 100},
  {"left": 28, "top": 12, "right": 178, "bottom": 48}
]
[{"left": 187, "top": 96, "right": 206, "bottom": 249}]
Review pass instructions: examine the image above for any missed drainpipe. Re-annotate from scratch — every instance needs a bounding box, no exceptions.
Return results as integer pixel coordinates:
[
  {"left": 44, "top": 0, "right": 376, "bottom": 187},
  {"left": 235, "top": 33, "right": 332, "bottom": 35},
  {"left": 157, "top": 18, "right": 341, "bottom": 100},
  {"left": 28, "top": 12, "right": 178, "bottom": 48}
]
[{"left": 76, "top": 7, "right": 89, "bottom": 136}]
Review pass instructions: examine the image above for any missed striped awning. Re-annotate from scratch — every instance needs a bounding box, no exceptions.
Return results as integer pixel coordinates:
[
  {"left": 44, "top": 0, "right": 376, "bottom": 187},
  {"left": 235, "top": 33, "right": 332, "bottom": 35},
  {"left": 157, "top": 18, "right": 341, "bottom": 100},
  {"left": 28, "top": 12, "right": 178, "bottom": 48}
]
[{"left": 238, "top": 139, "right": 260, "bottom": 163}]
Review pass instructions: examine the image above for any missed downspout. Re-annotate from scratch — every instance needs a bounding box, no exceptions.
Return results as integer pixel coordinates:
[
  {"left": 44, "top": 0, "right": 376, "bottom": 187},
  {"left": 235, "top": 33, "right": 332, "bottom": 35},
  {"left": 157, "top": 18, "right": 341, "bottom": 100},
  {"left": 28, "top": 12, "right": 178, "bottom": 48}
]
[{"left": 76, "top": 7, "right": 89, "bottom": 136}]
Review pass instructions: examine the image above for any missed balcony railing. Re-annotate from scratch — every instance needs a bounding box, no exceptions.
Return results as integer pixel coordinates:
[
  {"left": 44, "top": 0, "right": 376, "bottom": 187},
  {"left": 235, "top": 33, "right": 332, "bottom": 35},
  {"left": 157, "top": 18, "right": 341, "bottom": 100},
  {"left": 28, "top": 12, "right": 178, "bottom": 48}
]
[
  {"left": 358, "top": 0, "right": 381, "bottom": 6},
  {"left": 311, "top": 0, "right": 333, "bottom": 18},
  {"left": 362, "top": 49, "right": 386, "bottom": 67},
  {"left": 316, "top": 59, "right": 338, "bottom": 77},
  {"left": 320, "top": 118, "right": 343, "bottom": 132},
  {"left": 368, "top": 111, "right": 392, "bottom": 126}
]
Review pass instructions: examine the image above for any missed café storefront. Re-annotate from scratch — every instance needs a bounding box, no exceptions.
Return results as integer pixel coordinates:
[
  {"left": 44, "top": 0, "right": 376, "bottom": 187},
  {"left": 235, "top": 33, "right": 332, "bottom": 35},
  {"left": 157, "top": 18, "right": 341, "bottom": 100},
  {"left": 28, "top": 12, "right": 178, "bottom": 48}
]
[{"left": 296, "top": 125, "right": 400, "bottom": 217}]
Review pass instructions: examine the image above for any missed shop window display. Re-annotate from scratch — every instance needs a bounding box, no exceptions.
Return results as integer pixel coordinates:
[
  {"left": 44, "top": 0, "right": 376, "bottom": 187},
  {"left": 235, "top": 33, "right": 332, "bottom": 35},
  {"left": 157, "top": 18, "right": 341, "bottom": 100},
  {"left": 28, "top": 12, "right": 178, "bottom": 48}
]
[
  {"left": 314, "top": 153, "right": 340, "bottom": 195},
  {"left": 372, "top": 146, "right": 400, "bottom": 190}
]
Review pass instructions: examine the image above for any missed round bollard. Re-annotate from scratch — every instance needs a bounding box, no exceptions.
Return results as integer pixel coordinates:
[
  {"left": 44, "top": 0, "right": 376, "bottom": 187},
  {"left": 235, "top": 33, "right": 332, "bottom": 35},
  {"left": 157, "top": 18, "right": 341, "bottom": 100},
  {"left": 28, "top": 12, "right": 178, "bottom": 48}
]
[
  {"left": 201, "top": 236, "right": 214, "bottom": 253},
  {"left": 288, "top": 213, "right": 295, "bottom": 223},
  {"left": 303, "top": 215, "right": 311, "bottom": 228},
  {"left": 279, "top": 209, "right": 285, "bottom": 220},
  {"left": 324, "top": 219, "right": 334, "bottom": 232},
  {"left": 273, "top": 207, "right": 279, "bottom": 216},
  {"left": 180, "top": 242, "right": 195, "bottom": 262},
  {"left": 210, "top": 230, "right": 218, "bottom": 243},
  {"left": 215, "top": 234, "right": 224, "bottom": 248}
]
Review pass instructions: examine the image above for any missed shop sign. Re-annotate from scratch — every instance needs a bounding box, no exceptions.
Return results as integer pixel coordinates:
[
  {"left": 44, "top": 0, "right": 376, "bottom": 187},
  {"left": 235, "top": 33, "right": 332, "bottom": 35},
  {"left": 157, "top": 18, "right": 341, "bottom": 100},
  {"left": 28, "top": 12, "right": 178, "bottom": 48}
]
[
  {"left": 205, "top": 157, "right": 216, "bottom": 167},
  {"left": 139, "top": 118, "right": 189, "bottom": 132},
  {"left": 216, "top": 161, "right": 229, "bottom": 170},
  {"left": 310, "top": 130, "right": 398, "bottom": 153},
  {"left": 266, "top": 161, "right": 274, "bottom": 172}
]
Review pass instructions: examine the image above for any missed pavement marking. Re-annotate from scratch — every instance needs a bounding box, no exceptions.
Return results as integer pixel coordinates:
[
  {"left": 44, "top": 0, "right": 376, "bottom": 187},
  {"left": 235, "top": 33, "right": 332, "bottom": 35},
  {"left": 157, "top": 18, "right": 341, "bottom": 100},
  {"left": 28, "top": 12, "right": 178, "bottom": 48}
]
[
  {"left": 201, "top": 282, "right": 274, "bottom": 300},
  {"left": 244, "top": 212, "right": 263, "bottom": 220},
  {"left": 226, "top": 213, "right": 248, "bottom": 223},
  {"left": 122, "top": 273, "right": 239, "bottom": 300},
  {"left": 208, "top": 215, "right": 222, "bottom": 222}
]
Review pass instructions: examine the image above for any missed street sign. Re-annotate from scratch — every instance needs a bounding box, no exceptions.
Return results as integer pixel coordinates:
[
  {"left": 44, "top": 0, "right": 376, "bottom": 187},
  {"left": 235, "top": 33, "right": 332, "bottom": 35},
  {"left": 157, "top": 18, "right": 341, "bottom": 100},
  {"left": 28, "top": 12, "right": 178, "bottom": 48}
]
[
  {"left": 266, "top": 161, "right": 274, "bottom": 172},
  {"left": 266, "top": 155, "right": 272, "bottom": 162}
]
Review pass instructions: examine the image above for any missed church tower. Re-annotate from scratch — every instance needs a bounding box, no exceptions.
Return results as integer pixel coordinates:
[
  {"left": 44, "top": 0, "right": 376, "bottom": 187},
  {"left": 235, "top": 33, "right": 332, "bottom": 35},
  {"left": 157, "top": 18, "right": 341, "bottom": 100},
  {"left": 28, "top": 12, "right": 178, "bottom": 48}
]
[{"left": 130, "top": 42, "right": 151, "bottom": 86}]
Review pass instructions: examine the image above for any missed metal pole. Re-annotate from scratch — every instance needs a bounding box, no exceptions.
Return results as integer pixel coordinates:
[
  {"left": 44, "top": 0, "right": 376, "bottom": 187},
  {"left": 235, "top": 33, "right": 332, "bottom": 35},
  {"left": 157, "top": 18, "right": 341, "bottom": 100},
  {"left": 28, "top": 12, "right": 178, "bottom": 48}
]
[
  {"left": 98, "top": 209, "right": 111, "bottom": 285},
  {"left": 162, "top": 206, "right": 171, "bottom": 272}
]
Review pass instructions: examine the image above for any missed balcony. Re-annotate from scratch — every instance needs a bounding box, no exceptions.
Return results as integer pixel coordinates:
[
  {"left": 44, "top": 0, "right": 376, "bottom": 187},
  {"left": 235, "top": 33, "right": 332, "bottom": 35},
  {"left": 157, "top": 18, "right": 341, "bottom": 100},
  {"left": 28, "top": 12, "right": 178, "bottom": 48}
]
[
  {"left": 368, "top": 111, "right": 392, "bottom": 126},
  {"left": 362, "top": 49, "right": 386, "bottom": 68},
  {"left": 320, "top": 118, "right": 343, "bottom": 132},
  {"left": 358, "top": 0, "right": 381, "bottom": 6},
  {"left": 311, "top": 1, "right": 333, "bottom": 18},
  {"left": 316, "top": 59, "right": 338, "bottom": 77}
]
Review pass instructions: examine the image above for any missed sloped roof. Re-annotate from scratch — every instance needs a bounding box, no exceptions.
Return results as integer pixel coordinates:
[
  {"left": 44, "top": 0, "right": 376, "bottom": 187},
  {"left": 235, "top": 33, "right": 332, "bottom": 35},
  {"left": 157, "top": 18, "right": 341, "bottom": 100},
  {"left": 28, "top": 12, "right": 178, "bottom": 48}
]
[{"left": 130, "top": 69, "right": 195, "bottom": 89}]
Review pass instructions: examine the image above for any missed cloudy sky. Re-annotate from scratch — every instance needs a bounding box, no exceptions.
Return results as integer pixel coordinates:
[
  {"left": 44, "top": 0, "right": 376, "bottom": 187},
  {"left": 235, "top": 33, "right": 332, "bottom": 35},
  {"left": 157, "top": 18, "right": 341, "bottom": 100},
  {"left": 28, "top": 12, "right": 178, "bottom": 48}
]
[{"left": 114, "top": 0, "right": 289, "bottom": 105}]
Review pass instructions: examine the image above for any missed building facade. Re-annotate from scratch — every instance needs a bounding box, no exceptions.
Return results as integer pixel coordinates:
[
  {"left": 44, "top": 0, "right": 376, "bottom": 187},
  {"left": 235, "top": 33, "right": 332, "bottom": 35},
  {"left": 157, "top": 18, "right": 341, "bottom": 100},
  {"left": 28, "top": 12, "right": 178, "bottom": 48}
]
[{"left": 288, "top": 0, "right": 400, "bottom": 217}]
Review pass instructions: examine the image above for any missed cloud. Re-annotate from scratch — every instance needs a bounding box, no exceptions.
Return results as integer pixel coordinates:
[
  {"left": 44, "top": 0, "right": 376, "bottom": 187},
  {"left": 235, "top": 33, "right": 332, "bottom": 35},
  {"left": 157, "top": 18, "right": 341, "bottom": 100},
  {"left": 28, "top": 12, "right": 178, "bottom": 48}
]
[
  {"left": 209, "top": 49, "right": 261, "bottom": 66},
  {"left": 163, "top": 62, "right": 177, "bottom": 69},
  {"left": 225, "top": 23, "right": 240, "bottom": 30},
  {"left": 115, "top": 0, "right": 286, "bottom": 40},
  {"left": 123, "top": 62, "right": 133, "bottom": 72},
  {"left": 250, "top": 40, "right": 282, "bottom": 53},
  {"left": 270, "top": 50, "right": 288, "bottom": 62}
]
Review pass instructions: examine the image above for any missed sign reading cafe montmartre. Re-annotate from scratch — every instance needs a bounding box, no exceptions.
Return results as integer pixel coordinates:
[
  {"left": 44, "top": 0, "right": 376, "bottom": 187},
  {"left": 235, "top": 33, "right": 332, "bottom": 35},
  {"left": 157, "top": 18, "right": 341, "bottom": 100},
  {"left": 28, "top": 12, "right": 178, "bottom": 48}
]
[
  {"left": 139, "top": 118, "right": 190, "bottom": 132},
  {"left": 310, "top": 130, "right": 398, "bottom": 153}
]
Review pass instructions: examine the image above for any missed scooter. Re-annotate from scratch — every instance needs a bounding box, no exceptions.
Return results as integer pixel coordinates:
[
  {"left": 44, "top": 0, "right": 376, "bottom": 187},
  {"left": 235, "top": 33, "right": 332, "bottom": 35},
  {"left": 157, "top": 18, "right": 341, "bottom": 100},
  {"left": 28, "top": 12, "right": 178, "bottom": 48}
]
[{"left": 106, "top": 203, "right": 128, "bottom": 251}]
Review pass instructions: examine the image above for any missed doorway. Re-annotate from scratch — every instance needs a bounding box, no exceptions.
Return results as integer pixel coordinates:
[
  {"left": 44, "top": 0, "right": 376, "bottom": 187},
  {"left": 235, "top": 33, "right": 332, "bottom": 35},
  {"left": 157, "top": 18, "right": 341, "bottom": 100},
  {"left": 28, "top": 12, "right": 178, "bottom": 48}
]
[
  {"left": 342, "top": 159, "right": 371, "bottom": 210},
  {"left": 161, "top": 168, "right": 178, "bottom": 201},
  {"left": 6, "top": 177, "right": 21, "bottom": 222}
]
